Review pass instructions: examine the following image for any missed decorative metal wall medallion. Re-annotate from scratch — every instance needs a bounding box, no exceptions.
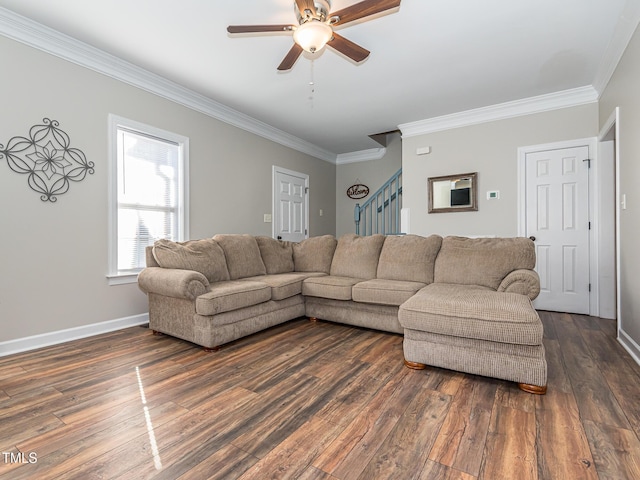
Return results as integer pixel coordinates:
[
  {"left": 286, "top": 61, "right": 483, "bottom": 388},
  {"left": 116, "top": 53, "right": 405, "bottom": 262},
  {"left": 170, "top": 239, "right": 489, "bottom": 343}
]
[
  {"left": 347, "top": 183, "right": 369, "bottom": 199},
  {"left": 1, "top": 118, "right": 94, "bottom": 202}
]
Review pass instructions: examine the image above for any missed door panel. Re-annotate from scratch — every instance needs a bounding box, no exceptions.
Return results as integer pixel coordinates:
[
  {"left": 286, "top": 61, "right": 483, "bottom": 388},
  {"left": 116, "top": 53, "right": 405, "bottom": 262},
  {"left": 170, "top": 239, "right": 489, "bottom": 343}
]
[
  {"left": 273, "top": 167, "right": 308, "bottom": 242},
  {"left": 526, "top": 146, "right": 590, "bottom": 314},
  {"left": 537, "top": 245, "right": 550, "bottom": 292}
]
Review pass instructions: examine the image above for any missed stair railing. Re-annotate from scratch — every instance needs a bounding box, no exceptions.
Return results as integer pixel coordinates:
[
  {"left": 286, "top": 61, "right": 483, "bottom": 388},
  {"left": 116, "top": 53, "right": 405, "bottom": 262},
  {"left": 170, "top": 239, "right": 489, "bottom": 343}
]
[{"left": 354, "top": 168, "right": 402, "bottom": 235}]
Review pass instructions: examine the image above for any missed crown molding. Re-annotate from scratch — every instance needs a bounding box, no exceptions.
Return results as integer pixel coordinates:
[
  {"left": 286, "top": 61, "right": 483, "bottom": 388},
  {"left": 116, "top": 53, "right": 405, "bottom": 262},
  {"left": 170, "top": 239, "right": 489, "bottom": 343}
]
[
  {"left": 398, "top": 86, "right": 599, "bottom": 138},
  {"left": 592, "top": 0, "right": 640, "bottom": 95},
  {"left": 336, "top": 147, "right": 387, "bottom": 165},
  {"left": 0, "top": 7, "right": 337, "bottom": 164}
]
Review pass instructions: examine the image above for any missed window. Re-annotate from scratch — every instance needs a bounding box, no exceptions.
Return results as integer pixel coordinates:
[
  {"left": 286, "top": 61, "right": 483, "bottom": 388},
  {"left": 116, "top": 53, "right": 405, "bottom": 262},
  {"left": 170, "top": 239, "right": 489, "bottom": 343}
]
[{"left": 108, "top": 115, "right": 188, "bottom": 284}]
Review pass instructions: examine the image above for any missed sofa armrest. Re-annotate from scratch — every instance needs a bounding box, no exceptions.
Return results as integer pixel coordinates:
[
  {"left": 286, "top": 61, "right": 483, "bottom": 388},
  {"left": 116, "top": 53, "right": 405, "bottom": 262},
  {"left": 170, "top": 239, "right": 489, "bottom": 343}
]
[
  {"left": 497, "top": 269, "right": 540, "bottom": 300},
  {"left": 138, "top": 267, "right": 210, "bottom": 300}
]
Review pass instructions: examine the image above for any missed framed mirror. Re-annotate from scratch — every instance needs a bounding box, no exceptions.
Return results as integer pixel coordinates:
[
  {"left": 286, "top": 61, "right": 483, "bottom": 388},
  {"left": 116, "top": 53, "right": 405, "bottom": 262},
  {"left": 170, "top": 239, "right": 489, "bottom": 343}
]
[{"left": 428, "top": 172, "right": 478, "bottom": 213}]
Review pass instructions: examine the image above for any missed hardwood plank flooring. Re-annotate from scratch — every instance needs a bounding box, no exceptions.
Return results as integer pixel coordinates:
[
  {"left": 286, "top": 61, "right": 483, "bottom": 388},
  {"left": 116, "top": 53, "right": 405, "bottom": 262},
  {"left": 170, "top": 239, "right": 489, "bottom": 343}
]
[{"left": 1, "top": 312, "right": 639, "bottom": 479}]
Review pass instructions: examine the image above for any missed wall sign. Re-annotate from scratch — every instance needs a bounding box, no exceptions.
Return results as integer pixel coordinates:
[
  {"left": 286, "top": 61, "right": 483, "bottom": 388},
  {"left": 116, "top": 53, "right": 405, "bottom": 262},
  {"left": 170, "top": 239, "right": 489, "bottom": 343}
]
[
  {"left": 1, "top": 118, "right": 94, "bottom": 202},
  {"left": 347, "top": 183, "right": 369, "bottom": 199}
]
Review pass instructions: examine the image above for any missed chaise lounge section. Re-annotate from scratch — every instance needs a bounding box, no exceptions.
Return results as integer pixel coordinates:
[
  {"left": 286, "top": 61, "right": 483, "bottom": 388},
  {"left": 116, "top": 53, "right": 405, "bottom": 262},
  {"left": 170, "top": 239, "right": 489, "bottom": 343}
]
[
  {"left": 398, "top": 236, "right": 545, "bottom": 394},
  {"left": 138, "top": 233, "right": 546, "bottom": 393}
]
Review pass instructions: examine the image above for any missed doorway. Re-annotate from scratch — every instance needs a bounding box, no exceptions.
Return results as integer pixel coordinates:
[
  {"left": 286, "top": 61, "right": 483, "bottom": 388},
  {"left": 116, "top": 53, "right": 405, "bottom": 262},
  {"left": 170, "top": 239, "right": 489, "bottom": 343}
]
[
  {"left": 272, "top": 166, "right": 309, "bottom": 242},
  {"left": 519, "top": 136, "right": 617, "bottom": 317},
  {"left": 520, "top": 143, "right": 591, "bottom": 314},
  {"left": 598, "top": 108, "right": 619, "bottom": 323}
]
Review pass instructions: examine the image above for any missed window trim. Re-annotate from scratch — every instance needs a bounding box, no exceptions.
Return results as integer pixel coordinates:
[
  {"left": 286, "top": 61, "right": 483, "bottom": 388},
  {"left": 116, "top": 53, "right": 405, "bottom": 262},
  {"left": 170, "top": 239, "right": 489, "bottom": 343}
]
[{"left": 107, "top": 114, "right": 189, "bottom": 285}]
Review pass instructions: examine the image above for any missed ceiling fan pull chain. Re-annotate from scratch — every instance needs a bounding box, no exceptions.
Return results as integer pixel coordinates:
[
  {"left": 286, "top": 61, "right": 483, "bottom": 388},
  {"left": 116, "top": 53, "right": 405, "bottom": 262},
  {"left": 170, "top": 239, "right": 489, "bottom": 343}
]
[{"left": 308, "top": 59, "right": 316, "bottom": 107}]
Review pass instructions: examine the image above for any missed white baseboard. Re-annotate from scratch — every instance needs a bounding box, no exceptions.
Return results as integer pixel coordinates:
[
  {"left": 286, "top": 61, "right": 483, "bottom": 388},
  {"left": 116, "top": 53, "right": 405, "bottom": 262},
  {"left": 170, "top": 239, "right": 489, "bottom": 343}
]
[
  {"left": 618, "top": 328, "right": 640, "bottom": 367},
  {"left": 0, "top": 313, "right": 149, "bottom": 357}
]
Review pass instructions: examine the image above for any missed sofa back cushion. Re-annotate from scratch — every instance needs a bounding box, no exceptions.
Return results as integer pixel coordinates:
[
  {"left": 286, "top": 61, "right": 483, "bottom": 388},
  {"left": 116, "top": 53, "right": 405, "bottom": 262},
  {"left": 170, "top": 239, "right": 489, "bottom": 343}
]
[
  {"left": 330, "top": 234, "right": 385, "bottom": 279},
  {"left": 292, "top": 235, "right": 337, "bottom": 274},
  {"left": 434, "top": 236, "right": 536, "bottom": 290},
  {"left": 145, "top": 246, "right": 160, "bottom": 267},
  {"left": 255, "top": 236, "right": 294, "bottom": 274},
  {"left": 377, "top": 234, "right": 443, "bottom": 284},
  {"left": 213, "top": 234, "right": 267, "bottom": 279},
  {"left": 152, "top": 238, "right": 230, "bottom": 282}
]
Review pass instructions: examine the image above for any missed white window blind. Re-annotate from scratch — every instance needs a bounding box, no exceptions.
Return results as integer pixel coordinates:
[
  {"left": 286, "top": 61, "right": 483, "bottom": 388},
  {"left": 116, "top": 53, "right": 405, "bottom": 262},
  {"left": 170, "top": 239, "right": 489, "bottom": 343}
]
[{"left": 108, "top": 115, "right": 188, "bottom": 283}]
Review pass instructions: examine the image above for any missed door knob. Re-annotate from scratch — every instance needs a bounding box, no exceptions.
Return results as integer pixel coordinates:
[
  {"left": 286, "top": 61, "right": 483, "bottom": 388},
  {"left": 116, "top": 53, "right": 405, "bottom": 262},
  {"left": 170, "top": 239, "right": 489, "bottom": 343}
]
[{"left": 529, "top": 236, "right": 536, "bottom": 241}]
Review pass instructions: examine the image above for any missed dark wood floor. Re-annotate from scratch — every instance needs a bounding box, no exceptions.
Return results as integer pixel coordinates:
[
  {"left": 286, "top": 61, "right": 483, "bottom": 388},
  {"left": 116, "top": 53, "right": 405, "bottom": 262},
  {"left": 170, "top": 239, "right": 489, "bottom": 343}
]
[{"left": 1, "top": 312, "right": 639, "bottom": 479}]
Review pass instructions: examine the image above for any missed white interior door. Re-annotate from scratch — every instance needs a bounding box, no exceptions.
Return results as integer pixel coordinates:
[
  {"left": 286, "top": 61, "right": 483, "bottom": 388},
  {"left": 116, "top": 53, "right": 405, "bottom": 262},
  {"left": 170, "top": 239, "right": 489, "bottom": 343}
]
[
  {"left": 273, "top": 166, "right": 308, "bottom": 242},
  {"left": 525, "top": 146, "right": 590, "bottom": 314}
]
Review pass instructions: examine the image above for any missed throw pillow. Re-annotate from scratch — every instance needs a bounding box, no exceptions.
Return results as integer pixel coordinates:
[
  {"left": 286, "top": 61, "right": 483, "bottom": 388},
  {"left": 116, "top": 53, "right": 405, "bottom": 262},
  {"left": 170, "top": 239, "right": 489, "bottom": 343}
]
[
  {"left": 330, "top": 234, "right": 385, "bottom": 279},
  {"left": 213, "top": 234, "right": 267, "bottom": 279},
  {"left": 255, "top": 236, "right": 294, "bottom": 274},
  {"left": 377, "top": 234, "right": 443, "bottom": 284},
  {"left": 292, "top": 235, "right": 337, "bottom": 274},
  {"left": 152, "top": 238, "right": 230, "bottom": 282}
]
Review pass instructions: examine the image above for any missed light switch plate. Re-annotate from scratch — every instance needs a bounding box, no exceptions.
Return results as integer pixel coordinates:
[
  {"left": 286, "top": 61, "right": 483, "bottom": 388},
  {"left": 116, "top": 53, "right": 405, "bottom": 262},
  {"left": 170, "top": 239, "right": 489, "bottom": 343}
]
[
  {"left": 487, "top": 190, "right": 500, "bottom": 200},
  {"left": 264, "top": 214, "right": 272, "bottom": 223}
]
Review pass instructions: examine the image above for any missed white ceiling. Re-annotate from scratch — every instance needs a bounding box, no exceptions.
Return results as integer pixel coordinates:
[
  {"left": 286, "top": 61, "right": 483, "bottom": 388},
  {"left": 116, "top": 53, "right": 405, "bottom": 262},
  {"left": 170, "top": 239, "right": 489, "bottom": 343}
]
[{"left": 0, "top": 0, "right": 637, "bottom": 157}]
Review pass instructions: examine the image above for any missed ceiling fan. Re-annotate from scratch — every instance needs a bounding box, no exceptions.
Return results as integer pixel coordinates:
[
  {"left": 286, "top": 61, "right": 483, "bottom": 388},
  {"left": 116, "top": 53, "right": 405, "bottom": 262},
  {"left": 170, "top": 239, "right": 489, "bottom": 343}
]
[{"left": 227, "top": 0, "right": 401, "bottom": 71}]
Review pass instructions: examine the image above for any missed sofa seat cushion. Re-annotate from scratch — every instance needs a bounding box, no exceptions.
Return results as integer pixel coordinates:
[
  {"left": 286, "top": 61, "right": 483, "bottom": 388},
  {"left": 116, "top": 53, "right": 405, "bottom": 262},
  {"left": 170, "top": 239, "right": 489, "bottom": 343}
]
[
  {"left": 398, "top": 283, "right": 542, "bottom": 346},
  {"left": 196, "top": 280, "right": 271, "bottom": 316},
  {"left": 352, "top": 279, "right": 427, "bottom": 306},
  {"left": 241, "top": 273, "right": 324, "bottom": 301},
  {"left": 302, "top": 276, "right": 363, "bottom": 301}
]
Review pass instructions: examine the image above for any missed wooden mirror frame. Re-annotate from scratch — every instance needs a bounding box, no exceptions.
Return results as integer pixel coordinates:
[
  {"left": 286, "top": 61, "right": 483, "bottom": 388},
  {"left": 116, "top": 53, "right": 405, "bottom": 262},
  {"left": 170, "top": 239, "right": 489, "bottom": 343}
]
[{"left": 428, "top": 172, "right": 478, "bottom": 213}]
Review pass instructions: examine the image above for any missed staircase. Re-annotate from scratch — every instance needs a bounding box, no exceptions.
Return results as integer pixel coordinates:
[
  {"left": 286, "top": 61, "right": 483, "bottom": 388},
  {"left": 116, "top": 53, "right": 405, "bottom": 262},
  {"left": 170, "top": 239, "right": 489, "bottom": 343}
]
[{"left": 354, "top": 168, "right": 402, "bottom": 235}]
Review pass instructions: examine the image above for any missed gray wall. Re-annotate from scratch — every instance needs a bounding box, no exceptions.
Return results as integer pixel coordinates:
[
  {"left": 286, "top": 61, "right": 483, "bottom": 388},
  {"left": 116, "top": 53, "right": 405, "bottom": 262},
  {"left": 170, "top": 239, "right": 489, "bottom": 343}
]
[
  {"left": 402, "top": 104, "right": 599, "bottom": 237},
  {"left": 599, "top": 24, "right": 640, "bottom": 352},
  {"left": 0, "top": 36, "right": 336, "bottom": 343},
  {"left": 335, "top": 132, "right": 402, "bottom": 237}
]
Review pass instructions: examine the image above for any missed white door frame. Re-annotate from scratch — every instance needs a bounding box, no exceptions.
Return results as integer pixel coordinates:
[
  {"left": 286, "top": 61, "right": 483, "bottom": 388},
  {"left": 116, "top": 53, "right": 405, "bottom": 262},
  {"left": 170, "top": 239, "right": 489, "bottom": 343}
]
[
  {"left": 604, "top": 108, "right": 640, "bottom": 365},
  {"left": 517, "top": 137, "right": 605, "bottom": 316},
  {"left": 272, "top": 165, "right": 309, "bottom": 240},
  {"left": 599, "top": 108, "right": 621, "bottom": 329},
  {"left": 597, "top": 110, "right": 619, "bottom": 321}
]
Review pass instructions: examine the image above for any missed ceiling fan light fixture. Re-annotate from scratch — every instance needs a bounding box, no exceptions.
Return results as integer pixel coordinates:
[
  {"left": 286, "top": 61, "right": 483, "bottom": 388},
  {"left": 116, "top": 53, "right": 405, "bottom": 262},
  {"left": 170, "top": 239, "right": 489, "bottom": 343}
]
[
  {"left": 293, "top": 20, "right": 333, "bottom": 53},
  {"left": 228, "top": 0, "right": 401, "bottom": 70}
]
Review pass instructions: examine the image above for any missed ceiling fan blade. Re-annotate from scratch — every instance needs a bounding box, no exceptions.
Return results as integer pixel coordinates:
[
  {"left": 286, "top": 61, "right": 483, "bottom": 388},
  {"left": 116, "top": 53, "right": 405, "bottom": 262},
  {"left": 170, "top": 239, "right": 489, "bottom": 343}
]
[
  {"left": 327, "top": 32, "right": 370, "bottom": 63},
  {"left": 295, "top": 0, "right": 317, "bottom": 17},
  {"left": 331, "top": 0, "right": 401, "bottom": 26},
  {"left": 278, "top": 43, "right": 304, "bottom": 71},
  {"left": 227, "top": 24, "right": 294, "bottom": 34}
]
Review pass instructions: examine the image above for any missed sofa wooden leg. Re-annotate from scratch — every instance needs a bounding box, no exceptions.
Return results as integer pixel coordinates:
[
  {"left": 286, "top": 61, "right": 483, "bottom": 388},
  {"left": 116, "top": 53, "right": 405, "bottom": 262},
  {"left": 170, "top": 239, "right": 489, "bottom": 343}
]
[
  {"left": 404, "top": 359, "right": 427, "bottom": 370},
  {"left": 309, "top": 317, "right": 318, "bottom": 322},
  {"left": 151, "top": 330, "right": 163, "bottom": 336},
  {"left": 518, "top": 383, "right": 547, "bottom": 395},
  {"left": 203, "top": 346, "right": 221, "bottom": 353}
]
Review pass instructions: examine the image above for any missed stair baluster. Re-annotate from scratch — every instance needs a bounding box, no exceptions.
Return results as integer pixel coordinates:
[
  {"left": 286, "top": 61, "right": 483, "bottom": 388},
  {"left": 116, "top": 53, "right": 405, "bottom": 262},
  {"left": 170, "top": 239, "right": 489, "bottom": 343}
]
[{"left": 354, "top": 168, "right": 402, "bottom": 235}]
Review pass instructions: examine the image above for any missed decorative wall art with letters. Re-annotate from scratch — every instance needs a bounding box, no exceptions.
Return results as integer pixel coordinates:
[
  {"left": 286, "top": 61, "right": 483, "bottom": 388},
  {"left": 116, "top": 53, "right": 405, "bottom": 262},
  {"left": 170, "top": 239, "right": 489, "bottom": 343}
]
[
  {"left": 346, "top": 183, "right": 369, "bottom": 200},
  {"left": 1, "top": 118, "right": 94, "bottom": 202}
]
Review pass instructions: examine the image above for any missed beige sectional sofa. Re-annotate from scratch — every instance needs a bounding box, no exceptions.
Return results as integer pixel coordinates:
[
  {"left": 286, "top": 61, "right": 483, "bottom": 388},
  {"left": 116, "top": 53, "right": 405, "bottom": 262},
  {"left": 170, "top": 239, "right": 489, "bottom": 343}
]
[{"left": 138, "top": 233, "right": 546, "bottom": 394}]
